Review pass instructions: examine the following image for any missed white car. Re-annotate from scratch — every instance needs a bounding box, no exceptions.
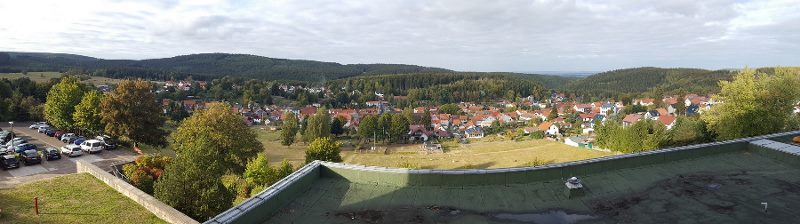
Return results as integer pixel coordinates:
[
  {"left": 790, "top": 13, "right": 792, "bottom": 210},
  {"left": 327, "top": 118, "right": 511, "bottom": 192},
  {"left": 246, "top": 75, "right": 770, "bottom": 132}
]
[
  {"left": 60, "top": 144, "right": 83, "bottom": 157},
  {"left": 29, "top": 122, "right": 46, "bottom": 129},
  {"left": 80, "top": 140, "right": 104, "bottom": 154},
  {"left": 37, "top": 125, "right": 51, "bottom": 133}
]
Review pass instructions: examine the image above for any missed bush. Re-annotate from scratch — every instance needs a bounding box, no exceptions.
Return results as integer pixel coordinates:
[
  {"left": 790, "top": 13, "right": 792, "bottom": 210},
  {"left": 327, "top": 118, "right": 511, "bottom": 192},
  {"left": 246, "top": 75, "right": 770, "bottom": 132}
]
[
  {"left": 529, "top": 131, "right": 545, "bottom": 139},
  {"left": 305, "top": 137, "right": 342, "bottom": 163},
  {"left": 523, "top": 157, "right": 555, "bottom": 167},
  {"left": 123, "top": 154, "right": 173, "bottom": 194}
]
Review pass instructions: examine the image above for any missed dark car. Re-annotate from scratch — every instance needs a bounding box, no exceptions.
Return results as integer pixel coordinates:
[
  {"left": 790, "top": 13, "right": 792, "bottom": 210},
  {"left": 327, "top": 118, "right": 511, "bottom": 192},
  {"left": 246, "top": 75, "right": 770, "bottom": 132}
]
[
  {"left": 20, "top": 150, "right": 42, "bottom": 165},
  {"left": 44, "top": 147, "right": 61, "bottom": 161},
  {"left": 73, "top": 137, "right": 87, "bottom": 145},
  {"left": 14, "top": 143, "right": 37, "bottom": 153},
  {"left": 54, "top": 130, "right": 65, "bottom": 139},
  {"left": 1, "top": 154, "right": 20, "bottom": 170},
  {"left": 96, "top": 135, "right": 118, "bottom": 150},
  {"left": 45, "top": 129, "right": 57, "bottom": 137}
]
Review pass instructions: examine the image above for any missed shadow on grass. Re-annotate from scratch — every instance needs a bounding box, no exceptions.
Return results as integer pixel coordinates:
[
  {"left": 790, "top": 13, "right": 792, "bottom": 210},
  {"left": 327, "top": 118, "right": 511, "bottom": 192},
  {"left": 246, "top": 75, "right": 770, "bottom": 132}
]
[{"left": 39, "top": 212, "right": 106, "bottom": 216}]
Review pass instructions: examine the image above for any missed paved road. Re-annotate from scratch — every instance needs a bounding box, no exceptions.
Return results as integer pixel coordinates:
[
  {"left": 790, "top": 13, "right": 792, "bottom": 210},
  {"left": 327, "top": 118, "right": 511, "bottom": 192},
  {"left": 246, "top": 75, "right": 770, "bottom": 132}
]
[{"left": 0, "top": 122, "right": 139, "bottom": 188}]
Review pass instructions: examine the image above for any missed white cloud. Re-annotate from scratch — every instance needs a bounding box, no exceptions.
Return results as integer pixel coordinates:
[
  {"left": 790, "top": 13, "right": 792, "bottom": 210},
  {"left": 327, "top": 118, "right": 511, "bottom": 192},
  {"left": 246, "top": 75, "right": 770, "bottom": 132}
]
[{"left": 0, "top": 0, "right": 797, "bottom": 71}]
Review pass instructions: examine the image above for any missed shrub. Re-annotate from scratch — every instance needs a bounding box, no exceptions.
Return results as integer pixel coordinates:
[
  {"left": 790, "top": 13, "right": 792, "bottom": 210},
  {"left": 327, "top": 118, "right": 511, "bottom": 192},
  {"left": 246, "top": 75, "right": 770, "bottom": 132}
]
[
  {"left": 305, "top": 137, "right": 342, "bottom": 163},
  {"left": 123, "top": 154, "right": 173, "bottom": 194}
]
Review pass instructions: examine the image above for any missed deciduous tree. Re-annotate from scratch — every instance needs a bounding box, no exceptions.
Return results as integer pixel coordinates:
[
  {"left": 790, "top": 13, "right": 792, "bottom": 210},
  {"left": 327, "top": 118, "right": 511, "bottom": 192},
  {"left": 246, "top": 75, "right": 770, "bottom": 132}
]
[
  {"left": 280, "top": 112, "right": 299, "bottom": 147},
  {"left": 302, "top": 108, "right": 331, "bottom": 143},
  {"left": 73, "top": 91, "right": 103, "bottom": 135},
  {"left": 172, "top": 102, "right": 263, "bottom": 173},
  {"left": 101, "top": 79, "right": 166, "bottom": 146},
  {"left": 702, "top": 68, "right": 800, "bottom": 140},
  {"left": 305, "top": 137, "right": 342, "bottom": 163},
  {"left": 44, "top": 76, "right": 85, "bottom": 129},
  {"left": 154, "top": 136, "right": 232, "bottom": 221}
]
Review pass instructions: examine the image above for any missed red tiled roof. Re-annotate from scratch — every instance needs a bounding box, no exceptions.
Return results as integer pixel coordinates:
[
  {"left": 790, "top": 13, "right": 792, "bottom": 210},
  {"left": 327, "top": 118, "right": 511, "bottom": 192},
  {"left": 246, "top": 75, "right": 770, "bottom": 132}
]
[{"left": 658, "top": 115, "right": 676, "bottom": 126}]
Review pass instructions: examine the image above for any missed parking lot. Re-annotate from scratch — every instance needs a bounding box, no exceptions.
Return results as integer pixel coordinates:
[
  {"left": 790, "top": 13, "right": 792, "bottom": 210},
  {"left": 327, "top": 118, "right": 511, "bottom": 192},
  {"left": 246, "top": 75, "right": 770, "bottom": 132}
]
[{"left": 0, "top": 122, "right": 139, "bottom": 188}]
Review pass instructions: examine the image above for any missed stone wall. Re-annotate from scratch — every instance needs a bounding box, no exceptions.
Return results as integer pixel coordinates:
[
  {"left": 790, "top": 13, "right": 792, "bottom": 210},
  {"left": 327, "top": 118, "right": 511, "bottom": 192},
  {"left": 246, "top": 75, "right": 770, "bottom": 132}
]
[{"left": 75, "top": 160, "right": 199, "bottom": 224}]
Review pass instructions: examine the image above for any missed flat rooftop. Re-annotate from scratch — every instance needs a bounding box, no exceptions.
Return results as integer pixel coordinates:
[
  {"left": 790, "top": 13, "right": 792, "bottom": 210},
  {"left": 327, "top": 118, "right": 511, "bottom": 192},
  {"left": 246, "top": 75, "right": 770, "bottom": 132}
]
[
  {"left": 268, "top": 151, "right": 800, "bottom": 223},
  {"left": 205, "top": 131, "right": 800, "bottom": 224}
]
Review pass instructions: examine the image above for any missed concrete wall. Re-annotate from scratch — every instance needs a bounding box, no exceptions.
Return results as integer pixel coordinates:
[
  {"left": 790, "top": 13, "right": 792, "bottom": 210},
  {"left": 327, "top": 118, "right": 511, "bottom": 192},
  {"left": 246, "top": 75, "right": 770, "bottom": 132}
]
[{"left": 75, "top": 160, "right": 199, "bottom": 224}]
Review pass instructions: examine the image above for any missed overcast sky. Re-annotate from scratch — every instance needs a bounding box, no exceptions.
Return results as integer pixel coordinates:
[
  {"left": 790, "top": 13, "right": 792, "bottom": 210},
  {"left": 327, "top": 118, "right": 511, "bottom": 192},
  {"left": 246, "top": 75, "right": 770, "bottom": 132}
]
[{"left": 1, "top": 0, "right": 798, "bottom": 72}]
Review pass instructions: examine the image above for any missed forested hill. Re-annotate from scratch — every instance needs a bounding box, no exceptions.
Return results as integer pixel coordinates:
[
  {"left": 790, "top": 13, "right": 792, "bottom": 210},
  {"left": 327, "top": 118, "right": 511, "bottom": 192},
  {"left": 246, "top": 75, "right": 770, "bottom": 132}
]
[
  {"left": 327, "top": 72, "right": 549, "bottom": 104},
  {"left": 0, "top": 52, "right": 449, "bottom": 81},
  {"left": 565, "top": 67, "right": 735, "bottom": 98}
]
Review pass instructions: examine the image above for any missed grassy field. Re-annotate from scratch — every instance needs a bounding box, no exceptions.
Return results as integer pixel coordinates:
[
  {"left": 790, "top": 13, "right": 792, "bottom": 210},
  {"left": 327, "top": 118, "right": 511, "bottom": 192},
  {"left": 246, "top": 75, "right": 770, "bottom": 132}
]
[
  {"left": 0, "top": 72, "right": 124, "bottom": 86},
  {"left": 253, "top": 127, "right": 616, "bottom": 169},
  {"left": 255, "top": 127, "right": 308, "bottom": 168},
  {"left": 0, "top": 173, "right": 165, "bottom": 224}
]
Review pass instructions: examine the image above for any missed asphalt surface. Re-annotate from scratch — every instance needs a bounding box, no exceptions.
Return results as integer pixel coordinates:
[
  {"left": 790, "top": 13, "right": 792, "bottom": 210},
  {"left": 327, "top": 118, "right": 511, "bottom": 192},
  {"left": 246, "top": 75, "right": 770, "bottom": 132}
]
[{"left": 0, "top": 122, "right": 139, "bottom": 188}]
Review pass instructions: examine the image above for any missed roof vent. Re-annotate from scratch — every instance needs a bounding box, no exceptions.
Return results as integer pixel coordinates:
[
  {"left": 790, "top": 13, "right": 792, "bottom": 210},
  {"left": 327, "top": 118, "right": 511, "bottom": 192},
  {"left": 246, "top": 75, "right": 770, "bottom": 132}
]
[{"left": 565, "top": 177, "right": 585, "bottom": 198}]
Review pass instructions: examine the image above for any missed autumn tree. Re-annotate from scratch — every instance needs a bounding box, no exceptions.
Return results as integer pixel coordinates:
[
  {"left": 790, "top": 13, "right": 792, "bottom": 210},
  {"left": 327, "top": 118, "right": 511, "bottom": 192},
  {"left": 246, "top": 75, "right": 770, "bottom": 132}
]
[
  {"left": 305, "top": 137, "right": 342, "bottom": 163},
  {"left": 101, "top": 79, "right": 166, "bottom": 146},
  {"left": 280, "top": 112, "right": 299, "bottom": 147},
  {"left": 73, "top": 90, "right": 103, "bottom": 135},
  {"left": 44, "top": 76, "right": 86, "bottom": 130},
  {"left": 172, "top": 102, "right": 263, "bottom": 173}
]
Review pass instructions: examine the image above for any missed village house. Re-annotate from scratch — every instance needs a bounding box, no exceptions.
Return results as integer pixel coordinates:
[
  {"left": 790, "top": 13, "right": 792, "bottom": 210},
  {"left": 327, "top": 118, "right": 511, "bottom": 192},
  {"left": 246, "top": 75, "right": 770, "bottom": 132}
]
[
  {"left": 634, "top": 98, "right": 655, "bottom": 106},
  {"left": 622, "top": 114, "right": 642, "bottom": 127},
  {"left": 538, "top": 121, "right": 560, "bottom": 136},
  {"left": 658, "top": 115, "right": 677, "bottom": 130},
  {"left": 465, "top": 126, "right": 484, "bottom": 138}
]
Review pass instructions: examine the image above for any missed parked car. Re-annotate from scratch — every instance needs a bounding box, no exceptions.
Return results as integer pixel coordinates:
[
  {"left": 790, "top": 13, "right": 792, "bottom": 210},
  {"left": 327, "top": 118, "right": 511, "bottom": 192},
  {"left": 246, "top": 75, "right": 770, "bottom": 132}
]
[
  {"left": 45, "top": 129, "right": 57, "bottom": 137},
  {"left": 0, "top": 131, "right": 13, "bottom": 144},
  {"left": 44, "top": 147, "right": 61, "bottom": 160},
  {"left": 61, "top": 133, "right": 76, "bottom": 143},
  {"left": 37, "top": 125, "right": 51, "bottom": 133},
  {"left": 60, "top": 144, "right": 83, "bottom": 157},
  {"left": 14, "top": 143, "right": 37, "bottom": 153},
  {"left": 96, "top": 135, "right": 118, "bottom": 150},
  {"left": 20, "top": 149, "right": 42, "bottom": 165},
  {"left": 54, "top": 130, "right": 65, "bottom": 139},
  {"left": 29, "top": 122, "right": 46, "bottom": 129},
  {"left": 73, "top": 137, "right": 87, "bottom": 145},
  {"left": 1, "top": 154, "right": 20, "bottom": 170},
  {"left": 80, "top": 140, "right": 104, "bottom": 154},
  {"left": 4, "top": 138, "right": 26, "bottom": 149}
]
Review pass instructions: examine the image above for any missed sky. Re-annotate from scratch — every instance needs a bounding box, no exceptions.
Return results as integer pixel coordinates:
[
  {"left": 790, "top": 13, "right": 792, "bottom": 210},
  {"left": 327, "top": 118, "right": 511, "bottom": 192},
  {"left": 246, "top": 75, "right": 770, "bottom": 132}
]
[{"left": 1, "top": 0, "right": 799, "bottom": 72}]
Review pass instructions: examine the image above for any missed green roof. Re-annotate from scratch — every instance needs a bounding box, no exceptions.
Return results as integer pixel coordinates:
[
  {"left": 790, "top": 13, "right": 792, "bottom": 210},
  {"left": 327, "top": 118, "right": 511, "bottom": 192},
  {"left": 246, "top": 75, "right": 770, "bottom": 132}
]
[{"left": 206, "top": 131, "right": 800, "bottom": 224}]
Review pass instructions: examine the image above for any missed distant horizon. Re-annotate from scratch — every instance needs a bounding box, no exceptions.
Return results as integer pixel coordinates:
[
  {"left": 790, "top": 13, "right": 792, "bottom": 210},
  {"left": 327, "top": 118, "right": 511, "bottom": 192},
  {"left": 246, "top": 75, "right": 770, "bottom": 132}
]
[
  {"left": 5, "top": 50, "right": 786, "bottom": 76},
  {"left": 2, "top": 1, "right": 799, "bottom": 72}
]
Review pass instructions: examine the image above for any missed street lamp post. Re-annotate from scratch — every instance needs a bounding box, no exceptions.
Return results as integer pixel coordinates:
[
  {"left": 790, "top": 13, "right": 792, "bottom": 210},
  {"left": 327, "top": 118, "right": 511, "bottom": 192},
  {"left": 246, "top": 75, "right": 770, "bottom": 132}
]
[{"left": 8, "top": 121, "right": 14, "bottom": 150}]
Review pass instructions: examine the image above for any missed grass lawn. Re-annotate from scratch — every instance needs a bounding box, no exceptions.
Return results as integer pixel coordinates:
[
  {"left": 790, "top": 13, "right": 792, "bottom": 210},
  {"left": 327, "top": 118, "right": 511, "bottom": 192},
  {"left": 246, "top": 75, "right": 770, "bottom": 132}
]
[
  {"left": 253, "top": 127, "right": 616, "bottom": 169},
  {"left": 254, "top": 127, "right": 308, "bottom": 168},
  {"left": 0, "top": 72, "right": 62, "bottom": 82},
  {"left": 0, "top": 72, "right": 125, "bottom": 86},
  {"left": 0, "top": 173, "right": 165, "bottom": 224},
  {"left": 342, "top": 138, "right": 616, "bottom": 169}
]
